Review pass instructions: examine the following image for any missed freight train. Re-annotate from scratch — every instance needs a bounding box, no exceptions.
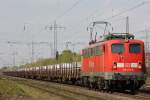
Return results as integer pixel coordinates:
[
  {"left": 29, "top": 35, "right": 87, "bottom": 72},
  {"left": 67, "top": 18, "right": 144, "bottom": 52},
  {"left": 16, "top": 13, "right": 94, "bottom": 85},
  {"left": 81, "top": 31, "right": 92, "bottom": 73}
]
[{"left": 3, "top": 21, "right": 147, "bottom": 93}]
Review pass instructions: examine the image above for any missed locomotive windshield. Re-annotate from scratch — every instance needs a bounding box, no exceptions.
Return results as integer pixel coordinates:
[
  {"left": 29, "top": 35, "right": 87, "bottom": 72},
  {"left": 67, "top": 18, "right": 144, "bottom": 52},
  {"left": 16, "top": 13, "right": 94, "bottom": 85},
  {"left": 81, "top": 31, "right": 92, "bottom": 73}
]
[
  {"left": 129, "top": 44, "right": 141, "bottom": 53},
  {"left": 112, "top": 44, "right": 124, "bottom": 53}
]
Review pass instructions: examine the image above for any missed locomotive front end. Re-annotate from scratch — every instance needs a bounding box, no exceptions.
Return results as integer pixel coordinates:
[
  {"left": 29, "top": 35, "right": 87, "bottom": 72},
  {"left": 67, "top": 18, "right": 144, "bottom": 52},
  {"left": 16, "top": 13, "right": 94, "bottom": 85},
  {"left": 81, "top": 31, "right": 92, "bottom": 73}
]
[{"left": 109, "top": 39, "right": 147, "bottom": 91}]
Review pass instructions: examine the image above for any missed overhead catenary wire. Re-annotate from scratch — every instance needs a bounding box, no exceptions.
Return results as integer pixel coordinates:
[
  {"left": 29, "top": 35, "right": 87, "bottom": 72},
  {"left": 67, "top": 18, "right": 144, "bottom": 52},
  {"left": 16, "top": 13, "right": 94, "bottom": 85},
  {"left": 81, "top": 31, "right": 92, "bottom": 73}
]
[
  {"left": 75, "top": 0, "right": 150, "bottom": 27},
  {"left": 71, "top": 1, "right": 112, "bottom": 28},
  {"left": 55, "top": 0, "right": 84, "bottom": 20},
  {"left": 45, "top": 0, "right": 84, "bottom": 28},
  {"left": 48, "top": 0, "right": 150, "bottom": 49},
  {"left": 45, "top": 0, "right": 83, "bottom": 54},
  {"left": 6, "top": 41, "right": 52, "bottom": 63},
  {"left": 80, "top": 1, "right": 112, "bottom": 23},
  {"left": 66, "top": 0, "right": 146, "bottom": 36},
  {"left": 103, "top": 1, "right": 150, "bottom": 21}
]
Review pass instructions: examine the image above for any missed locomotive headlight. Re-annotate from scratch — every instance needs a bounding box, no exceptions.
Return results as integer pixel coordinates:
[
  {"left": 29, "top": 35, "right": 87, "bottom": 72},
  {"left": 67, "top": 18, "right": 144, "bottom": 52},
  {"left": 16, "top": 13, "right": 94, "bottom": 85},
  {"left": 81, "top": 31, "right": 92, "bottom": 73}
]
[
  {"left": 131, "top": 63, "right": 138, "bottom": 68},
  {"left": 138, "top": 65, "right": 142, "bottom": 69},
  {"left": 113, "top": 66, "right": 117, "bottom": 69},
  {"left": 113, "top": 62, "right": 117, "bottom": 69},
  {"left": 138, "top": 62, "right": 142, "bottom": 69}
]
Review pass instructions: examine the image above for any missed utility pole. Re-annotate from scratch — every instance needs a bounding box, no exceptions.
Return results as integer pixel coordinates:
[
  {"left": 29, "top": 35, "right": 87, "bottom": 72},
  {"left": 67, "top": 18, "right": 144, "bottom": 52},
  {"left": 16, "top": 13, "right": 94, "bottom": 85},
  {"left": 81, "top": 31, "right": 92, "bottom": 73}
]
[
  {"left": 126, "top": 16, "right": 129, "bottom": 33},
  {"left": 65, "top": 41, "right": 72, "bottom": 50},
  {"left": 31, "top": 41, "right": 34, "bottom": 62},
  {"left": 145, "top": 28, "right": 149, "bottom": 53},
  {"left": 6, "top": 42, "right": 17, "bottom": 66},
  {"left": 6, "top": 41, "right": 51, "bottom": 63},
  {"left": 30, "top": 41, "right": 53, "bottom": 62},
  {"left": 145, "top": 27, "right": 150, "bottom": 68},
  {"left": 12, "top": 52, "right": 17, "bottom": 66},
  {"left": 46, "top": 21, "right": 65, "bottom": 58}
]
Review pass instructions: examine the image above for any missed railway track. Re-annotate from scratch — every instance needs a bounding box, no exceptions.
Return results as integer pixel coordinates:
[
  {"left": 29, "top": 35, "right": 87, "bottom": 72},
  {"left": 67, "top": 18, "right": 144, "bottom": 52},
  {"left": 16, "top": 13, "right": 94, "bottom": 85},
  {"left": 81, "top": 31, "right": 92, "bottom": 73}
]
[
  {"left": 3, "top": 75, "right": 150, "bottom": 100},
  {"left": 134, "top": 94, "right": 150, "bottom": 100},
  {"left": 112, "top": 91, "right": 150, "bottom": 100},
  {"left": 5, "top": 76, "right": 105, "bottom": 100},
  {"left": 20, "top": 82, "right": 104, "bottom": 100}
]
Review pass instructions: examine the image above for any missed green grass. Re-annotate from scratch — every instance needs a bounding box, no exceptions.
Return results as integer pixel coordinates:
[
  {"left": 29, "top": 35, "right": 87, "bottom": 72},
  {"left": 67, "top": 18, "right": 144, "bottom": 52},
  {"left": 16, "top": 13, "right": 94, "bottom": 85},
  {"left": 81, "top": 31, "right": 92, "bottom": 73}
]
[
  {"left": 17, "top": 83, "right": 58, "bottom": 100},
  {"left": 0, "top": 76, "right": 62, "bottom": 100},
  {"left": 146, "top": 77, "right": 150, "bottom": 84},
  {"left": 0, "top": 77, "right": 28, "bottom": 99},
  {"left": 146, "top": 65, "right": 150, "bottom": 84}
]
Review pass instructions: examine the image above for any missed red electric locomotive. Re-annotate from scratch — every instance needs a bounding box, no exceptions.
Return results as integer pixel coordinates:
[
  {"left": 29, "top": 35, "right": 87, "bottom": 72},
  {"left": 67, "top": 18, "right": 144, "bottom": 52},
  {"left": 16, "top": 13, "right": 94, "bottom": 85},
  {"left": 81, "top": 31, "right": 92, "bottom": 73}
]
[{"left": 81, "top": 21, "right": 147, "bottom": 92}]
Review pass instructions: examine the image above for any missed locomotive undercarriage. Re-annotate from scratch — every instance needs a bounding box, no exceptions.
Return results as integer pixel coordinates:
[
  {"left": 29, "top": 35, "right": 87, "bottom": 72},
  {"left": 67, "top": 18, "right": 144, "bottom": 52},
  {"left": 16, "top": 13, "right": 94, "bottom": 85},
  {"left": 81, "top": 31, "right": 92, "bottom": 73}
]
[{"left": 81, "top": 76, "right": 145, "bottom": 93}]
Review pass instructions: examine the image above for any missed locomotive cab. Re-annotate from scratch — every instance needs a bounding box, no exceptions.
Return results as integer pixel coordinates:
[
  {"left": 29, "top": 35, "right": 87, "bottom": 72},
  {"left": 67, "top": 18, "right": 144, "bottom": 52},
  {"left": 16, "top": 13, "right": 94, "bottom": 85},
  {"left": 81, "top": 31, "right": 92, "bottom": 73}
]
[
  {"left": 109, "top": 40, "right": 146, "bottom": 79},
  {"left": 108, "top": 37, "right": 147, "bottom": 91}
]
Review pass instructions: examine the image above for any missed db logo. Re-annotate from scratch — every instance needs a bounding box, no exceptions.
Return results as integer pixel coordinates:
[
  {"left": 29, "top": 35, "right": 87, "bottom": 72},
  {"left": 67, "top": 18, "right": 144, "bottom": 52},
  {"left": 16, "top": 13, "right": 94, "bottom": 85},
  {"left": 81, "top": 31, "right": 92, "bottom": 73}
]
[{"left": 89, "top": 61, "right": 94, "bottom": 68}]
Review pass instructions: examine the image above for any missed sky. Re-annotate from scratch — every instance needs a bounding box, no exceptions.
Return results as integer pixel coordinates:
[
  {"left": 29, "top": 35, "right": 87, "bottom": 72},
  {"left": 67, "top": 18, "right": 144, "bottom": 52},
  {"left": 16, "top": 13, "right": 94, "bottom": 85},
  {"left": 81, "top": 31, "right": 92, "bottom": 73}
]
[{"left": 0, "top": 0, "right": 150, "bottom": 67}]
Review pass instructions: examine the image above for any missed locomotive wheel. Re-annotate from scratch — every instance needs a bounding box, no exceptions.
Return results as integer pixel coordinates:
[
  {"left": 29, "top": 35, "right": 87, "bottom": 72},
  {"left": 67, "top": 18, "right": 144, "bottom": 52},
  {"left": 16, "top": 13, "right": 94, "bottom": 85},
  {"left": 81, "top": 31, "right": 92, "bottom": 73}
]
[
  {"left": 97, "top": 82, "right": 103, "bottom": 91},
  {"left": 99, "top": 79, "right": 105, "bottom": 91},
  {"left": 89, "top": 82, "right": 93, "bottom": 89},
  {"left": 104, "top": 80, "right": 110, "bottom": 92},
  {"left": 82, "top": 77, "right": 88, "bottom": 87},
  {"left": 130, "top": 88, "right": 137, "bottom": 95}
]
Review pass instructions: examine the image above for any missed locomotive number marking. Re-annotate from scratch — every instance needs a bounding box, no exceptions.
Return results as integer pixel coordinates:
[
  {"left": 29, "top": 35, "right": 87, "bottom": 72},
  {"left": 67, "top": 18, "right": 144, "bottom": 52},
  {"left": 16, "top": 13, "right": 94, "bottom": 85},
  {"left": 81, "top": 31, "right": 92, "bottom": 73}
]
[{"left": 125, "top": 63, "right": 130, "bottom": 68}]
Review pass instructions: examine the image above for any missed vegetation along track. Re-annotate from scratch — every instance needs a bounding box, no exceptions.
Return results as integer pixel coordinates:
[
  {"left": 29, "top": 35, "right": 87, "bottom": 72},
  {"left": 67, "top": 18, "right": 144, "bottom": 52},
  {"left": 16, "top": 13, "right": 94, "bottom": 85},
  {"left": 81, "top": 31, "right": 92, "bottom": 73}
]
[
  {"left": 5, "top": 76, "right": 105, "bottom": 100},
  {"left": 4, "top": 75, "right": 150, "bottom": 100}
]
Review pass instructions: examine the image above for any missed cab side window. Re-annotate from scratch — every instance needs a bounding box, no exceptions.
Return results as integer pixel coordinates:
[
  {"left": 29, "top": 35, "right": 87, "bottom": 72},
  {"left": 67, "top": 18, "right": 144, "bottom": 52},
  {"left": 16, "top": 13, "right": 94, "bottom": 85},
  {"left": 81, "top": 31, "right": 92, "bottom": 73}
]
[
  {"left": 82, "top": 49, "right": 87, "bottom": 57},
  {"left": 82, "top": 45, "right": 102, "bottom": 57},
  {"left": 95, "top": 46, "right": 101, "bottom": 55}
]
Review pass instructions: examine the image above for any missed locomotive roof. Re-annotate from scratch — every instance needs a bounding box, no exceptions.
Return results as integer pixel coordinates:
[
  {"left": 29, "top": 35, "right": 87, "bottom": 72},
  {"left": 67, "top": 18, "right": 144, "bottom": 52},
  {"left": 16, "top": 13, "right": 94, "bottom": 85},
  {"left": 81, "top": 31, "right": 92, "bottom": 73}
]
[
  {"left": 104, "top": 33, "right": 134, "bottom": 40},
  {"left": 88, "top": 33, "right": 134, "bottom": 45},
  {"left": 83, "top": 33, "right": 143, "bottom": 49}
]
